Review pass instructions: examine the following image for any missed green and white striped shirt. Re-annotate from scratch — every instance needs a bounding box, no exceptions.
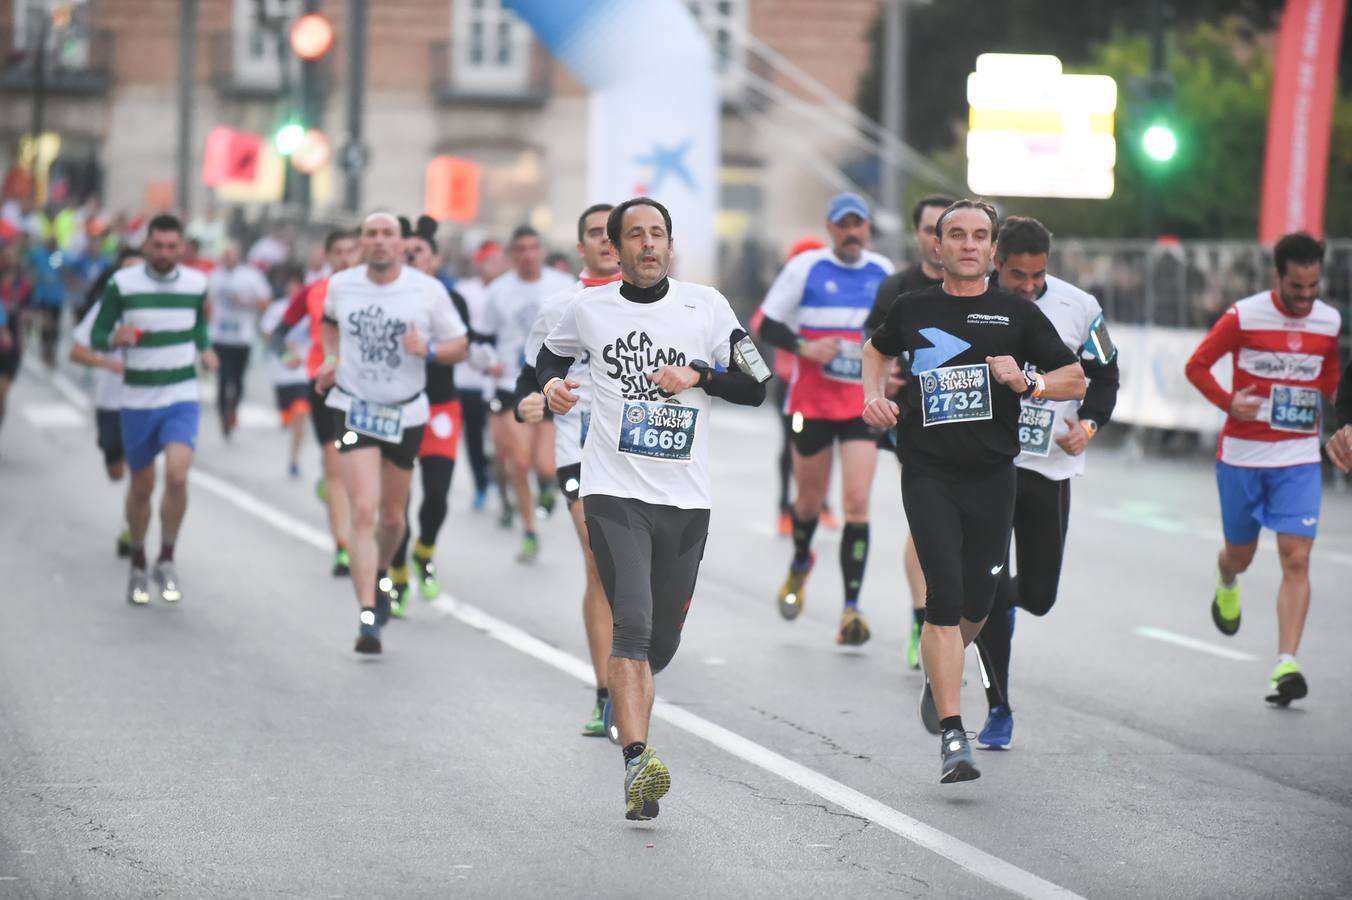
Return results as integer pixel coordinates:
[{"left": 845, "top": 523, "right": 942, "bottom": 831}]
[{"left": 91, "top": 263, "right": 210, "bottom": 409}]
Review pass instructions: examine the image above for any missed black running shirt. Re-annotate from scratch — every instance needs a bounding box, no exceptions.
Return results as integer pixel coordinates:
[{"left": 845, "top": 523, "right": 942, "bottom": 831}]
[{"left": 870, "top": 284, "right": 1076, "bottom": 477}]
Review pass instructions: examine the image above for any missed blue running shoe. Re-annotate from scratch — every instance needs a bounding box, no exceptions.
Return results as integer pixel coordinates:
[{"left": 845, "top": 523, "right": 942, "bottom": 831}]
[
  {"left": 977, "top": 704, "right": 1013, "bottom": 750},
  {"left": 472, "top": 487, "right": 488, "bottom": 512}
]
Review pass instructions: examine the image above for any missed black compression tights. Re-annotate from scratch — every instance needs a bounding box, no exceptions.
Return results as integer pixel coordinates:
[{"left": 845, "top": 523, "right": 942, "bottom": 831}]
[
  {"left": 392, "top": 456, "right": 456, "bottom": 568},
  {"left": 976, "top": 469, "right": 1071, "bottom": 710}
]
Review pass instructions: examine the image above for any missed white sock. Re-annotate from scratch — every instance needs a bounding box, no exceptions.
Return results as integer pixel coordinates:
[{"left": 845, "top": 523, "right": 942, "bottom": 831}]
[
  {"left": 1218, "top": 568, "right": 1237, "bottom": 589},
  {"left": 1277, "top": 653, "right": 1297, "bottom": 667}
]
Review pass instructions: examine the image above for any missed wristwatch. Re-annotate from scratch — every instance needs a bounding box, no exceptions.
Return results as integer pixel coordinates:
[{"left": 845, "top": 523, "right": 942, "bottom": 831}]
[
  {"left": 1080, "top": 419, "right": 1099, "bottom": 438},
  {"left": 690, "top": 361, "right": 713, "bottom": 388}
]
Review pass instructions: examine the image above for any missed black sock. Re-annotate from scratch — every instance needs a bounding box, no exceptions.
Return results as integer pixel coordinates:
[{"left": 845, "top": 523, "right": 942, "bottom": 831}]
[
  {"left": 623, "top": 741, "right": 646, "bottom": 764},
  {"left": 130, "top": 545, "right": 147, "bottom": 569},
  {"left": 840, "top": 521, "right": 869, "bottom": 606},
  {"left": 596, "top": 687, "right": 609, "bottom": 703},
  {"left": 940, "top": 716, "right": 963, "bottom": 733},
  {"left": 790, "top": 514, "right": 818, "bottom": 567}
]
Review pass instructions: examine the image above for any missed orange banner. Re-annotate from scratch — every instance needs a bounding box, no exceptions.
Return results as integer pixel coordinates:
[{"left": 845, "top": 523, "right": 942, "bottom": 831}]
[{"left": 1258, "top": 0, "right": 1347, "bottom": 242}]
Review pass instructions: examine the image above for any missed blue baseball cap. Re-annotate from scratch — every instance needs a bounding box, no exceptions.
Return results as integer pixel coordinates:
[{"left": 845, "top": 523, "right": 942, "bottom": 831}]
[{"left": 828, "top": 192, "right": 871, "bottom": 224}]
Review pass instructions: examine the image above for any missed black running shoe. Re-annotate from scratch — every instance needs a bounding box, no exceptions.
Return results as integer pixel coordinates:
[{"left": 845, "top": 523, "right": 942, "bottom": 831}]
[
  {"left": 939, "top": 729, "right": 980, "bottom": 784},
  {"left": 355, "top": 610, "right": 382, "bottom": 654}
]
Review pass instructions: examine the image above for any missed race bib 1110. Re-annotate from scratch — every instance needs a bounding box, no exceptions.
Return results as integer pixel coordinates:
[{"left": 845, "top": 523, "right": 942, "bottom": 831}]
[{"left": 346, "top": 399, "right": 404, "bottom": 443}]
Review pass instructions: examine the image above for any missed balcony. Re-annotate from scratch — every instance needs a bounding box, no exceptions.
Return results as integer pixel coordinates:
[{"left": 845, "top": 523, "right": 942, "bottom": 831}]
[
  {"left": 0, "top": 26, "right": 113, "bottom": 95},
  {"left": 428, "top": 38, "right": 551, "bottom": 108}
]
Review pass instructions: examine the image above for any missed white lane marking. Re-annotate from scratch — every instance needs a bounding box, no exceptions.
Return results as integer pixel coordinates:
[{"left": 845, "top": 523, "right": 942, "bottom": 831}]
[
  {"left": 1133, "top": 627, "right": 1258, "bottom": 662},
  {"left": 1089, "top": 507, "right": 1352, "bottom": 568},
  {"left": 21, "top": 403, "right": 85, "bottom": 428},
  {"left": 189, "top": 466, "right": 1085, "bottom": 900}
]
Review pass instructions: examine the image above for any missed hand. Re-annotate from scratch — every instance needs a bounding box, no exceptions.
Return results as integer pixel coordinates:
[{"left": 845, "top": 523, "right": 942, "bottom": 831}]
[
  {"left": 315, "top": 359, "right": 337, "bottom": 393},
  {"left": 487, "top": 360, "right": 505, "bottom": 379},
  {"left": 517, "top": 391, "right": 546, "bottom": 423},
  {"left": 402, "top": 324, "right": 428, "bottom": 358},
  {"left": 103, "top": 358, "right": 126, "bottom": 375},
  {"left": 200, "top": 348, "right": 219, "bottom": 371},
  {"left": 799, "top": 337, "right": 841, "bottom": 365},
  {"left": 545, "top": 378, "right": 580, "bottom": 415},
  {"left": 111, "top": 324, "right": 140, "bottom": 348},
  {"left": 1056, "top": 423, "right": 1090, "bottom": 456},
  {"left": 862, "top": 396, "right": 900, "bottom": 428},
  {"left": 885, "top": 358, "right": 908, "bottom": 396},
  {"left": 1326, "top": 424, "right": 1352, "bottom": 474},
  {"left": 1228, "top": 385, "right": 1263, "bottom": 422},
  {"left": 282, "top": 351, "right": 303, "bottom": 369},
  {"left": 986, "top": 355, "right": 1027, "bottom": 393},
  {"left": 646, "top": 365, "right": 701, "bottom": 395}
]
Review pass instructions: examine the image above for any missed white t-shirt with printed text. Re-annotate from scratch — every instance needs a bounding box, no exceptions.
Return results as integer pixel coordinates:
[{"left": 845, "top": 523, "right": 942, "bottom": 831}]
[
  {"left": 207, "top": 263, "right": 272, "bottom": 346},
  {"left": 482, "top": 267, "right": 576, "bottom": 393}
]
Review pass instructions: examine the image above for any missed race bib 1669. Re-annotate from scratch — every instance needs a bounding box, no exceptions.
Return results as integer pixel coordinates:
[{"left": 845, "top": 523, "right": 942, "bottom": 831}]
[{"left": 617, "top": 401, "right": 698, "bottom": 462}]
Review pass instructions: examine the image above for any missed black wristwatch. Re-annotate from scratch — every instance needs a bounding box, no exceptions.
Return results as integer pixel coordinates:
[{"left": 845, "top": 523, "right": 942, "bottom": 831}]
[{"left": 690, "top": 360, "right": 713, "bottom": 388}]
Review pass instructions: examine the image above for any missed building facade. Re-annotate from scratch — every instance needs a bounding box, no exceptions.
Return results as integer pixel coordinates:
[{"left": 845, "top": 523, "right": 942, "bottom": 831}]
[{"left": 0, "top": 0, "right": 882, "bottom": 268}]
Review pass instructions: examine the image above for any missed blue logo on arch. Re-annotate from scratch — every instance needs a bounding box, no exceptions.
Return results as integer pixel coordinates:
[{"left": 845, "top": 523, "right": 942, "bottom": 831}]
[{"left": 912, "top": 328, "right": 971, "bottom": 374}]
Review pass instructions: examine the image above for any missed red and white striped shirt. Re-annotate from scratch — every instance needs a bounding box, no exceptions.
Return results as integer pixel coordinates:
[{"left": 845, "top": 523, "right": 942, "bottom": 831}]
[{"left": 1185, "top": 291, "right": 1341, "bottom": 467}]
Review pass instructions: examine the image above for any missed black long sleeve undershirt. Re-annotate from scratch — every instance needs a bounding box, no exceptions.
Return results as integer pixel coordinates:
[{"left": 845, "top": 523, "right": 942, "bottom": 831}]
[
  {"left": 1078, "top": 353, "right": 1120, "bottom": 426},
  {"left": 1336, "top": 361, "right": 1352, "bottom": 428},
  {"left": 757, "top": 315, "right": 800, "bottom": 353}
]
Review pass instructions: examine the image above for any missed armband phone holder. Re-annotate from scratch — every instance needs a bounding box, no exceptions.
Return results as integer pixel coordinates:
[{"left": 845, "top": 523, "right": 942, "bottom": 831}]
[{"left": 732, "top": 334, "right": 773, "bottom": 384}]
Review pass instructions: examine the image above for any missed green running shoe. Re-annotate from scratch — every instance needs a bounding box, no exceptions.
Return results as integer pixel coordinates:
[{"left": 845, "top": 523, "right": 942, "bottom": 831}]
[
  {"left": 582, "top": 700, "right": 606, "bottom": 737},
  {"left": 624, "top": 747, "right": 670, "bottom": 821},
  {"left": 116, "top": 527, "right": 131, "bottom": 559},
  {"left": 1211, "top": 576, "right": 1241, "bottom": 636},
  {"left": 413, "top": 555, "right": 440, "bottom": 600},
  {"left": 332, "top": 548, "right": 350, "bottom": 577},
  {"left": 315, "top": 477, "right": 327, "bottom": 503},
  {"left": 516, "top": 534, "right": 540, "bottom": 564},
  {"left": 906, "top": 619, "right": 922, "bottom": 670},
  {"left": 390, "top": 583, "right": 412, "bottom": 620},
  {"left": 1265, "top": 660, "right": 1308, "bottom": 707}
]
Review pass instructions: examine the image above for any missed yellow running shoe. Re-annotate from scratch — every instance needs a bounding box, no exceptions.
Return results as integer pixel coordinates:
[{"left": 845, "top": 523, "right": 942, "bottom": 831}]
[
  {"left": 1211, "top": 575, "right": 1241, "bottom": 636},
  {"left": 1264, "top": 659, "right": 1308, "bottom": 707},
  {"left": 838, "top": 607, "right": 871, "bottom": 646},
  {"left": 777, "top": 552, "right": 814, "bottom": 621}
]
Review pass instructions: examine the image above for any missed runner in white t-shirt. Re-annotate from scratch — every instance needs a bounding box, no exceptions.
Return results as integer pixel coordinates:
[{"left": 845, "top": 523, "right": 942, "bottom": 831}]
[
  {"left": 314, "top": 212, "right": 468, "bottom": 655},
  {"left": 515, "top": 203, "right": 623, "bottom": 739},
  {"left": 537, "top": 198, "right": 769, "bottom": 820},
  {"left": 479, "top": 226, "right": 575, "bottom": 561},
  {"left": 69, "top": 248, "right": 144, "bottom": 558},
  {"left": 206, "top": 242, "right": 272, "bottom": 438}
]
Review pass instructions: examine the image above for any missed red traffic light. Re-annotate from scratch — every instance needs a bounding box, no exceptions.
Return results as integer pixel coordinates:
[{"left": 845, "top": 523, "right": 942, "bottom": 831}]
[{"left": 289, "top": 13, "right": 335, "bottom": 61}]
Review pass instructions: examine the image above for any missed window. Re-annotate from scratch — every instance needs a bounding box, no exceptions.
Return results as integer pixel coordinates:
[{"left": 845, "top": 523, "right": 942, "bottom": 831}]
[
  {"left": 12, "top": 0, "right": 94, "bottom": 67},
  {"left": 685, "top": 0, "right": 748, "bottom": 101},
  {"left": 450, "top": 0, "right": 532, "bottom": 95},
  {"left": 232, "top": 0, "right": 287, "bottom": 88}
]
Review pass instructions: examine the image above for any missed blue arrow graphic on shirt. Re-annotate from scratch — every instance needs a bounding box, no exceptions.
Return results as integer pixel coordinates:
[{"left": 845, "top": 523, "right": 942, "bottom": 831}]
[{"left": 911, "top": 328, "right": 971, "bottom": 374}]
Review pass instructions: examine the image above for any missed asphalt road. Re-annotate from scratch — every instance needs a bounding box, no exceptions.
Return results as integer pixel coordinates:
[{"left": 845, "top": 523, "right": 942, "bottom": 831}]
[{"left": 2, "top": 357, "right": 1350, "bottom": 899}]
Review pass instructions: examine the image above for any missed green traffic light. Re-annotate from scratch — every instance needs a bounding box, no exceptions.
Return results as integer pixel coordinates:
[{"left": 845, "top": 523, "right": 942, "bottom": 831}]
[
  {"left": 1142, "top": 124, "right": 1178, "bottom": 162},
  {"left": 275, "top": 123, "right": 305, "bottom": 156}
]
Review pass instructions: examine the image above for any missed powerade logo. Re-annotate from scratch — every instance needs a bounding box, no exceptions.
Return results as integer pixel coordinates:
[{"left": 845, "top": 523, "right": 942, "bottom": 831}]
[{"left": 967, "top": 313, "right": 1010, "bottom": 326}]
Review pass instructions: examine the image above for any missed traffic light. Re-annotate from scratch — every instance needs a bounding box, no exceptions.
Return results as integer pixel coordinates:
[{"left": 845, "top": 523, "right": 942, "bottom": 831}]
[
  {"left": 289, "top": 13, "right": 334, "bottom": 61},
  {"left": 1142, "top": 122, "right": 1178, "bottom": 163},
  {"left": 274, "top": 122, "right": 305, "bottom": 157}
]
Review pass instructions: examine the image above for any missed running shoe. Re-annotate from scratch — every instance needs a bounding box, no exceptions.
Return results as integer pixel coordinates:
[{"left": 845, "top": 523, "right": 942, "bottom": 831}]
[
  {"left": 820, "top": 509, "right": 841, "bottom": 531},
  {"left": 516, "top": 534, "right": 540, "bottom": 564},
  {"left": 127, "top": 567, "right": 151, "bottom": 606},
  {"left": 906, "top": 619, "right": 922, "bottom": 670},
  {"left": 332, "top": 548, "right": 350, "bottom": 577},
  {"left": 939, "top": 729, "right": 981, "bottom": 784},
  {"left": 776, "top": 552, "right": 815, "bottom": 621},
  {"left": 1211, "top": 575, "right": 1241, "bottom": 636},
  {"left": 837, "top": 607, "right": 871, "bottom": 646},
  {"left": 918, "top": 676, "right": 941, "bottom": 735},
  {"left": 537, "top": 486, "right": 558, "bottom": 519},
  {"left": 1264, "top": 660, "right": 1308, "bottom": 707},
  {"left": 497, "top": 503, "right": 514, "bottom": 530},
  {"left": 413, "top": 555, "right": 440, "bottom": 600},
  {"left": 472, "top": 487, "right": 489, "bottom": 511},
  {"left": 777, "top": 508, "right": 792, "bottom": 537},
  {"left": 374, "top": 575, "right": 395, "bottom": 626},
  {"left": 116, "top": 527, "right": 131, "bottom": 559},
  {"left": 355, "top": 609, "right": 382, "bottom": 654},
  {"left": 288, "top": 462, "right": 301, "bottom": 479},
  {"left": 624, "top": 747, "right": 670, "bottom": 821},
  {"left": 977, "top": 705, "right": 1013, "bottom": 750},
  {"left": 390, "top": 583, "right": 412, "bottom": 620},
  {"left": 315, "top": 477, "right": 328, "bottom": 503},
  {"left": 583, "top": 700, "right": 606, "bottom": 737},
  {"left": 152, "top": 560, "right": 182, "bottom": 603}
]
